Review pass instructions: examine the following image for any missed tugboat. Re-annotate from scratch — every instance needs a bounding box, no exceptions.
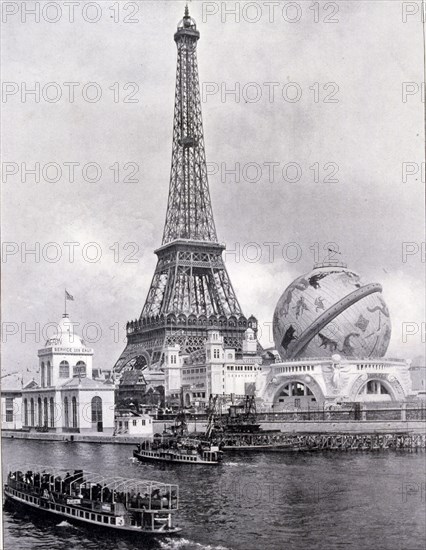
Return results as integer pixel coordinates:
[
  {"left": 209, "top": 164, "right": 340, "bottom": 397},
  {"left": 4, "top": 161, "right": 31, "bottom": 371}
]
[
  {"left": 133, "top": 409, "right": 223, "bottom": 465},
  {"left": 4, "top": 466, "right": 181, "bottom": 535}
]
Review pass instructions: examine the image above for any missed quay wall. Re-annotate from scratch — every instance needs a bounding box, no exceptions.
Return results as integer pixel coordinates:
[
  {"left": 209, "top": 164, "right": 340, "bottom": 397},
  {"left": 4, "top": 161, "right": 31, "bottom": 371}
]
[
  {"left": 2, "top": 419, "right": 425, "bottom": 444},
  {"left": 0, "top": 431, "right": 140, "bottom": 444}
]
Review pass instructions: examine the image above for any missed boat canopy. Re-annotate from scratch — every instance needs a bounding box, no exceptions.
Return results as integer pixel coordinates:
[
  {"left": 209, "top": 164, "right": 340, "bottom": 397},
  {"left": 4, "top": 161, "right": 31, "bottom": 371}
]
[{"left": 7, "top": 464, "right": 178, "bottom": 496}]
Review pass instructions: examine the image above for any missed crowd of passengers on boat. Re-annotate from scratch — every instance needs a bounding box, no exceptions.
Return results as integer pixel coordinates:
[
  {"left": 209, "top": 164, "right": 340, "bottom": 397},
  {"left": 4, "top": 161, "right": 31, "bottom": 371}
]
[
  {"left": 7, "top": 470, "right": 177, "bottom": 509},
  {"left": 138, "top": 438, "right": 209, "bottom": 452}
]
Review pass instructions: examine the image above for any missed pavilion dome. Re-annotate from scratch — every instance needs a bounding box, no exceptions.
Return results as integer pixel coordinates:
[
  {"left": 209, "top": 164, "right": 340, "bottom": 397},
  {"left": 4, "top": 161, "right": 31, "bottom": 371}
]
[{"left": 45, "top": 314, "right": 86, "bottom": 348}]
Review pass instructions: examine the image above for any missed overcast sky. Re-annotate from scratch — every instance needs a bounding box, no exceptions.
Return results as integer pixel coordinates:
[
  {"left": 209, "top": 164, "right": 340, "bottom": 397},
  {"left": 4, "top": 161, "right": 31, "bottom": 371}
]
[{"left": 1, "top": 0, "right": 425, "bottom": 385}]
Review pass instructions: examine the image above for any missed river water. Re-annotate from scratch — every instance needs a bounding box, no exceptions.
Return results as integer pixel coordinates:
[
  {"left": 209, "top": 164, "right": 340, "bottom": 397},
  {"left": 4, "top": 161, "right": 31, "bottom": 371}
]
[{"left": 1, "top": 439, "right": 425, "bottom": 550}]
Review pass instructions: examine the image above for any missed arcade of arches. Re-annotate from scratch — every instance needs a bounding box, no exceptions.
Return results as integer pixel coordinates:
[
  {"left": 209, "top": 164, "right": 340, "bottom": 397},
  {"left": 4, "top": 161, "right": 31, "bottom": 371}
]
[{"left": 22, "top": 395, "right": 104, "bottom": 430}]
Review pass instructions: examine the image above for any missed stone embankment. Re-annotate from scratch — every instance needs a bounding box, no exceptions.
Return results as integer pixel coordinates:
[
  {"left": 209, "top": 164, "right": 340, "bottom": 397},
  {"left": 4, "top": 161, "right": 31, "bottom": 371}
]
[{"left": 2, "top": 418, "right": 425, "bottom": 445}]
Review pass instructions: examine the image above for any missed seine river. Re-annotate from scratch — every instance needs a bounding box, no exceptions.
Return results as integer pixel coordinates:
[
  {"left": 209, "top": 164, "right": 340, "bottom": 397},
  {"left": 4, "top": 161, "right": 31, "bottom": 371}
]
[{"left": 2, "top": 439, "right": 425, "bottom": 550}]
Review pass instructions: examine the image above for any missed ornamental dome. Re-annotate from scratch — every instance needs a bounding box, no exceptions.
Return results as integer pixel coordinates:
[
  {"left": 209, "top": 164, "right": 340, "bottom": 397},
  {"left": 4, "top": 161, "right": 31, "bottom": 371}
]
[
  {"left": 273, "top": 261, "right": 391, "bottom": 360},
  {"left": 44, "top": 314, "right": 86, "bottom": 348}
]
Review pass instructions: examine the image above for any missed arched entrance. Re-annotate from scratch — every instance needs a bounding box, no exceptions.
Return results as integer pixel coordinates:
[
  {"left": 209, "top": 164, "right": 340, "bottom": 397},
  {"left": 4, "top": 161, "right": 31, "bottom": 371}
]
[
  {"left": 37, "top": 397, "right": 42, "bottom": 426},
  {"left": 274, "top": 380, "right": 320, "bottom": 410},
  {"left": 355, "top": 379, "right": 394, "bottom": 402},
  {"left": 30, "top": 398, "right": 35, "bottom": 426},
  {"left": 64, "top": 397, "right": 69, "bottom": 428},
  {"left": 91, "top": 396, "right": 103, "bottom": 432},
  {"left": 43, "top": 397, "right": 48, "bottom": 427},
  {"left": 72, "top": 396, "right": 78, "bottom": 428},
  {"left": 49, "top": 397, "right": 55, "bottom": 428}
]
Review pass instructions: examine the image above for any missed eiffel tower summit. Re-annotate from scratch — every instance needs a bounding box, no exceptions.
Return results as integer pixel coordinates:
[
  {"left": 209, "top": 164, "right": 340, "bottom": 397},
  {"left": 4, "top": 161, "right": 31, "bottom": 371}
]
[{"left": 114, "top": 6, "right": 258, "bottom": 377}]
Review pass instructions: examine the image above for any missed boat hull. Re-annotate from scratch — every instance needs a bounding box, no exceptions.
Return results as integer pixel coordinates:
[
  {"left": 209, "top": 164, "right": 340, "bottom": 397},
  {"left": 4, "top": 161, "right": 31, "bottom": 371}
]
[
  {"left": 133, "top": 450, "right": 220, "bottom": 465},
  {"left": 3, "top": 486, "right": 181, "bottom": 536}
]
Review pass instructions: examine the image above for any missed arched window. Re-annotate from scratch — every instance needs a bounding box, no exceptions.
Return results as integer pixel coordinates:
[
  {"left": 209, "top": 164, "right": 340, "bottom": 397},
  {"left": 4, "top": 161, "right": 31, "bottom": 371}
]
[
  {"left": 91, "top": 396, "right": 102, "bottom": 423},
  {"left": 74, "top": 361, "right": 86, "bottom": 378},
  {"left": 64, "top": 397, "right": 69, "bottom": 428},
  {"left": 41, "top": 362, "right": 45, "bottom": 387},
  {"left": 37, "top": 397, "right": 42, "bottom": 426},
  {"left": 43, "top": 397, "right": 48, "bottom": 427},
  {"left": 59, "top": 361, "right": 70, "bottom": 378},
  {"left": 30, "top": 398, "right": 35, "bottom": 426},
  {"left": 46, "top": 361, "right": 52, "bottom": 386},
  {"left": 49, "top": 397, "right": 55, "bottom": 428},
  {"left": 24, "top": 399, "right": 28, "bottom": 426},
  {"left": 72, "top": 397, "right": 78, "bottom": 428}
]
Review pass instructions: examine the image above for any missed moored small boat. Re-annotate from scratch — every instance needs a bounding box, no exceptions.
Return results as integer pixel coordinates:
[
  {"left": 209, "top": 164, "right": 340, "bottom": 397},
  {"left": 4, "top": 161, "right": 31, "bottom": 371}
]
[{"left": 4, "top": 466, "right": 181, "bottom": 535}]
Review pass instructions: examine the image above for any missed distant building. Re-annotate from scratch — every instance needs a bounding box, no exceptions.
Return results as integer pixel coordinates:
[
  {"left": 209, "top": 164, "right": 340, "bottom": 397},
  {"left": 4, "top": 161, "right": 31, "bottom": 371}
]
[
  {"left": 116, "top": 370, "right": 147, "bottom": 406},
  {"left": 164, "top": 328, "right": 262, "bottom": 409},
  {"left": 115, "top": 369, "right": 164, "bottom": 410},
  {"left": 21, "top": 314, "right": 115, "bottom": 433},
  {"left": 1, "top": 389, "right": 22, "bottom": 431},
  {"left": 114, "top": 410, "right": 153, "bottom": 437}
]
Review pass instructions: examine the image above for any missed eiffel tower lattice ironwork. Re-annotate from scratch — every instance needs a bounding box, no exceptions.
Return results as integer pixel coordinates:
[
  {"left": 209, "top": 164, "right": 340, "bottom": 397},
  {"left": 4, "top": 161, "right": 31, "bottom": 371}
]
[{"left": 114, "top": 6, "right": 258, "bottom": 375}]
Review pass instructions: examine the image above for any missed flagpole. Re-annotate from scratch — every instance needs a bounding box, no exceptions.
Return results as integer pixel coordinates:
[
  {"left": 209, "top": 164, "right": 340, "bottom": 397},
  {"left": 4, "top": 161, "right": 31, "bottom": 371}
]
[{"left": 64, "top": 290, "right": 67, "bottom": 316}]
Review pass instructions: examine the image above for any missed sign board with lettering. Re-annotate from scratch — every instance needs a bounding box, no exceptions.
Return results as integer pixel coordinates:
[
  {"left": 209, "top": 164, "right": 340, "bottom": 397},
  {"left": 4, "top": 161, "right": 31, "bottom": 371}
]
[{"left": 66, "top": 498, "right": 81, "bottom": 505}]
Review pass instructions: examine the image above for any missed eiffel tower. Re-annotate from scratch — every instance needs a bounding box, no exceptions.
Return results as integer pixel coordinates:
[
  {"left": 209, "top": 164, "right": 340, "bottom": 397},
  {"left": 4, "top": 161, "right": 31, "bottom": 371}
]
[{"left": 114, "top": 6, "right": 258, "bottom": 375}]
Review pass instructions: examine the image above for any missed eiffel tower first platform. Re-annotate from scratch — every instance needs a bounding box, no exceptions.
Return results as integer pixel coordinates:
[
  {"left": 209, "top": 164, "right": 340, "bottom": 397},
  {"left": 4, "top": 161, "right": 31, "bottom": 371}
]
[{"left": 114, "top": 6, "right": 258, "bottom": 376}]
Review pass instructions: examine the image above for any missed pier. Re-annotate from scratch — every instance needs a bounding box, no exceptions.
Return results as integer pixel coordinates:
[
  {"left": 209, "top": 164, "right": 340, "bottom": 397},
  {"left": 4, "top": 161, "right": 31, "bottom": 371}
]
[{"left": 220, "top": 431, "right": 426, "bottom": 451}]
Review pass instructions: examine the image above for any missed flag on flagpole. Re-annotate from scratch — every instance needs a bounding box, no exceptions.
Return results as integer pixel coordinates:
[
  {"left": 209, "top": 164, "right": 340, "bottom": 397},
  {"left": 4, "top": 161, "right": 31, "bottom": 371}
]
[{"left": 65, "top": 290, "right": 74, "bottom": 301}]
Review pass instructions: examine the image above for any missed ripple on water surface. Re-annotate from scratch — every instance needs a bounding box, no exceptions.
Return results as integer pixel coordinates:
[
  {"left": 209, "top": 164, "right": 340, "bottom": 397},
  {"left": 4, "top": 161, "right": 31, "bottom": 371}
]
[{"left": 2, "top": 439, "right": 425, "bottom": 550}]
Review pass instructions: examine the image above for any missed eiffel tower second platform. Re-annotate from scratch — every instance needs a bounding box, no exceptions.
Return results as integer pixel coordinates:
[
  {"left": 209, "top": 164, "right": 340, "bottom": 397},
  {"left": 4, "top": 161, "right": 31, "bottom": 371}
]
[{"left": 114, "top": 238, "right": 258, "bottom": 372}]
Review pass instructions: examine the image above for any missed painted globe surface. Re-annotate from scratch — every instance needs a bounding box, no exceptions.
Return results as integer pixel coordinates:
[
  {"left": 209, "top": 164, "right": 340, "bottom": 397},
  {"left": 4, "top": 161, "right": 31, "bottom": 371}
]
[{"left": 273, "top": 264, "right": 391, "bottom": 360}]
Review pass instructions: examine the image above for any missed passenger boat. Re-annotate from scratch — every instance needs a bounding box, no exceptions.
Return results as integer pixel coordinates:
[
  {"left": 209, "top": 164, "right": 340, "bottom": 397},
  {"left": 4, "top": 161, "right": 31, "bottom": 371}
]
[
  {"left": 133, "top": 405, "right": 223, "bottom": 465},
  {"left": 133, "top": 435, "right": 223, "bottom": 465},
  {"left": 3, "top": 466, "right": 181, "bottom": 535}
]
